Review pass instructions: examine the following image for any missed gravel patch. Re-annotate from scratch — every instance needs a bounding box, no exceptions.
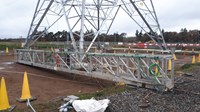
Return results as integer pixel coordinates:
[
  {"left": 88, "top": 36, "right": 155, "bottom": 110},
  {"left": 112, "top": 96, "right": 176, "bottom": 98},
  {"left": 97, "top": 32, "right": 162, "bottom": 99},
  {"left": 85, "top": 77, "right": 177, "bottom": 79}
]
[{"left": 98, "top": 67, "right": 200, "bottom": 112}]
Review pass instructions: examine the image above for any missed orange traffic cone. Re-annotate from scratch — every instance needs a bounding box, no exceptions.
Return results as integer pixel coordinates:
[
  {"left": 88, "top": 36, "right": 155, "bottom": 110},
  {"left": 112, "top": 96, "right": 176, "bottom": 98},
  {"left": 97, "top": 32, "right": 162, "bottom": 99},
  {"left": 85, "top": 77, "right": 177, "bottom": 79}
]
[
  {"left": 17, "top": 72, "right": 36, "bottom": 102},
  {"left": 0, "top": 77, "right": 15, "bottom": 111},
  {"left": 192, "top": 55, "right": 196, "bottom": 64}
]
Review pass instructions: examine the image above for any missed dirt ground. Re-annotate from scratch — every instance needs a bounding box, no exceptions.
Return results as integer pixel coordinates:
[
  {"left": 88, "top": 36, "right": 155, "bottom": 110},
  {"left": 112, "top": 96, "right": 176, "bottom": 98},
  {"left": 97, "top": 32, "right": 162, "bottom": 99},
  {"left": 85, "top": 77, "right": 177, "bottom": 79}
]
[
  {"left": 0, "top": 51, "right": 197, "bottom": 111},
  {"left": 0, "top": 53, "right": 114, "bottom": 110}
]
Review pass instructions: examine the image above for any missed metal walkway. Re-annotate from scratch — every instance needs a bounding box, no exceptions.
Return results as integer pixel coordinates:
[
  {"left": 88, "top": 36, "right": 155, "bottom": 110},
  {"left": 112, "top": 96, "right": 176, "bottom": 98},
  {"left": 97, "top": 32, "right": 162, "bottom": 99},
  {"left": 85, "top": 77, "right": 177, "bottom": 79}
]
[{"left": 15, "top": 49, "right": 174, "bottom": 90}]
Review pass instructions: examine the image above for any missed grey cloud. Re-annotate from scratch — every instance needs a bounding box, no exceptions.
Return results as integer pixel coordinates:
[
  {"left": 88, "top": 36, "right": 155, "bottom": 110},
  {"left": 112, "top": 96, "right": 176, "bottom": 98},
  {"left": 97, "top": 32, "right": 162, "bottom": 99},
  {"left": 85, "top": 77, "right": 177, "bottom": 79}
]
[
  {"left": 0, "top": 0, "right": 35, "bottom": 38},
  {"left": 1, "top": 0, "right": 200, "bottom": 38},
  {"left": 155, "top": 0, "right": 200, "bottom": 31}
]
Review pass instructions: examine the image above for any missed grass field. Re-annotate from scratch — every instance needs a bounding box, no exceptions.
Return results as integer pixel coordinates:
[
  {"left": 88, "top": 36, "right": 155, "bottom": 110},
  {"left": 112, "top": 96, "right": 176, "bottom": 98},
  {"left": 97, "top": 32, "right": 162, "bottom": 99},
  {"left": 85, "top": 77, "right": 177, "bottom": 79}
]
[
  {"left": 0, "top": 42, "right": 22, "bottom": 50},
  {"left": 0, "top": 42, "right": 69, "bottom": 50}
]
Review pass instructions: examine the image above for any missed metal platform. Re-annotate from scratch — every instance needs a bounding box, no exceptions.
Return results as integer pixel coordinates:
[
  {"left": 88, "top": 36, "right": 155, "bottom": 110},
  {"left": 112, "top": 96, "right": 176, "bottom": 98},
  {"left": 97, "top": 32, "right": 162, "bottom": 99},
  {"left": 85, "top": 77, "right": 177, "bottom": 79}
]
[{"left": 15, "top": 49, "right": 174, "bottom": 90}]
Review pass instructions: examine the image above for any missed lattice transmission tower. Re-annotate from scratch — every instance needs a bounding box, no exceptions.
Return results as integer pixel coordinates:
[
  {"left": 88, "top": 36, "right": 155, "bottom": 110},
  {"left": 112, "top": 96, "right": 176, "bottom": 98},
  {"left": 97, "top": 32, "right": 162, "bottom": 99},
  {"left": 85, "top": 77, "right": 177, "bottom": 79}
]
[
  {"left": 16, "top": 0, "right": 174, "bottom": 91},
  {"left": 25, "top": 0, "right": 166, "bottom": 51}
]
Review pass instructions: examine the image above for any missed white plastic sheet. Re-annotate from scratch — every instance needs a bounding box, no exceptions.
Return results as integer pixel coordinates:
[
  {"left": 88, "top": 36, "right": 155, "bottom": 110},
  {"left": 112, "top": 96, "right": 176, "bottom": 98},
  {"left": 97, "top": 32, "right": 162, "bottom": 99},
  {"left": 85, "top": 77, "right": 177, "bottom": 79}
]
[{"left": 72, "top": 98, "right": 110, "bottom": 112}]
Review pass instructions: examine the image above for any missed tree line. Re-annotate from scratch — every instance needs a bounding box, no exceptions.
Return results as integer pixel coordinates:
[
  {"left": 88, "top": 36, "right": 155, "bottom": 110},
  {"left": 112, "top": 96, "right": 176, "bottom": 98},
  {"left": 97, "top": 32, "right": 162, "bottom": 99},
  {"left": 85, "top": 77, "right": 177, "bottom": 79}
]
[
  {"left": 37, "top": 28, "right": 200, "bottom": 43},
  {"left": 1, "top": 28, "right": 199, "bottom": 43},
  {"left": 37, "top": 30, "right": 126, "bottom": 42},
  {"left": 134, "top": 28, "right": 200, "bottom": 43}
]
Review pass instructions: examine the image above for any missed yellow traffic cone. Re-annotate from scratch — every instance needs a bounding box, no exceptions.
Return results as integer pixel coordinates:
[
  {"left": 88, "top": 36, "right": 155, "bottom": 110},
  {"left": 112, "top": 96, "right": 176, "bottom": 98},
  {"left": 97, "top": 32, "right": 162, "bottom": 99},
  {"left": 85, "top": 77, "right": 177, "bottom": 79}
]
[
  {"left": 155, "top": 66, "right": 158, "bottom": 73},
  {"left": 0, "top": 77, "right": 10, "bottom": 111},
  {"left": 17, "top": 72, "right": 36, "bottom": 102},
  {"left": 168, "top": 59, "right": 172, "bottom": 71},
  {"left": 155, "top": 61, "right": 161, "bottom": 77},
  {"left": 192, "top": 55, "right": 196, "bottom": 64},
  {"left": 95, "top": 47, "right": 97, "bottom": 53},
  {"left": 173, "top": 54, "right": 177, "bottom": 60},
  {"left": 128, "top": 46, "right": 130, "bottom": 54},
  {"left": 5, "top": 47, "right": 9, "bottom": 54},
  {"left": 198, "top": 54, "right": 200, "bottom": 63},
  {"left": 192, "top": 49, "right": 194, "bottom": 52},
  {"left": 0, "top": 82, "right": 1, "bottom": 101}
]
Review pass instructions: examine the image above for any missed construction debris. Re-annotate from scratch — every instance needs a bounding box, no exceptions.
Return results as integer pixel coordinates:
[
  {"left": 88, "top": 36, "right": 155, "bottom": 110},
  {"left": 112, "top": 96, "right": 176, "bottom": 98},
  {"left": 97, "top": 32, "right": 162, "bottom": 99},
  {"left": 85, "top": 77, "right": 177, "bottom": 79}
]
[
  {"left": 58, "top": 95, "right": 79, "bottom": 112},
  {"left": 72, "top": 98, "right": 110, "bottom": 112},
  {"left": 63, "top": 95, "right": 79, "bottom": 102},
  {"left": 59, "top": 97, "right": 110, "bottom": 112},
  {"left": 58, "top": 101, "right": 73, "bottom": 112}
]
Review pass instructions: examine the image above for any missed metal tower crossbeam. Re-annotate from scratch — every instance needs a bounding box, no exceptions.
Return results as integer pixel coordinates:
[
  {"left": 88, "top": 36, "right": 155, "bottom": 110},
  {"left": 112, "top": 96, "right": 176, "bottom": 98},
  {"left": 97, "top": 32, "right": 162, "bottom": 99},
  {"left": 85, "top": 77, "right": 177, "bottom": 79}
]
[{"left": 15, "top": 49, "right": 174, "bottom": 90}]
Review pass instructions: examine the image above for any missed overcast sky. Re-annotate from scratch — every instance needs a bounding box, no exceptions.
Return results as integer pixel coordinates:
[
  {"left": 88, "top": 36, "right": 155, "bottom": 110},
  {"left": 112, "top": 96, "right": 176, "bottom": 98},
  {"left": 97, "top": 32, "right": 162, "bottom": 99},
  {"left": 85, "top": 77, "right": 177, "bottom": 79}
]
[{"left": 0, "top": 0, "right": 200, "bottom": 39}]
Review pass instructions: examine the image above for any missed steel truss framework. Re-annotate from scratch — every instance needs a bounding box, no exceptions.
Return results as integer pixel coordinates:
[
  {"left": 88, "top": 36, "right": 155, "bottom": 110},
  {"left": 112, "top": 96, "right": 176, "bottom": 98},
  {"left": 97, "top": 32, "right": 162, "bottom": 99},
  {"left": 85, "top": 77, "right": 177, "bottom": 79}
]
[
  {"left": 15, "top": 49, "right": 174, "bottom": 90},
  {"left": 25, "top": 0, "right": 166, "bottom": 50},
  {"left": 17, "top": 0, "right": 174, "bottom": 90}
]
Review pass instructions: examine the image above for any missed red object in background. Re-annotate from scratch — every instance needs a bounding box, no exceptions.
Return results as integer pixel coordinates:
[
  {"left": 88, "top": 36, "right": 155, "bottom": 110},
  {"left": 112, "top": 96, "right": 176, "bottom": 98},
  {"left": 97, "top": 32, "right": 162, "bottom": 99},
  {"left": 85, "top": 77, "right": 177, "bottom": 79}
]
[{"left": 138, "top": 43, "right": 145, "bottom": 48}]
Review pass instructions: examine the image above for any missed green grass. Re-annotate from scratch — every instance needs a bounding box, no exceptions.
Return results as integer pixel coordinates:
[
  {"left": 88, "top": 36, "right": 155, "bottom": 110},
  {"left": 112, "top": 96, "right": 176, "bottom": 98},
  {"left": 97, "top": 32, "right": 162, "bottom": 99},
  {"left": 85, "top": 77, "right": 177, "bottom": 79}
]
[
  {"left": 77, "top": 85, "right": 131, "bottom": 99},
  {"left": 0, "top": 42, "right": 68, "bottom": 50},
  {"left": 0, "top": 42, "right": 22, "bottom": 50},
  {"left": 173, "top": 61, "right": 200, "bottom": 76},
  {"left": 181, "top": 63, "right": 200, "bottom": 69},
  {"left": 34, "top": 43, "right": 54, "bottom": 49}
]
